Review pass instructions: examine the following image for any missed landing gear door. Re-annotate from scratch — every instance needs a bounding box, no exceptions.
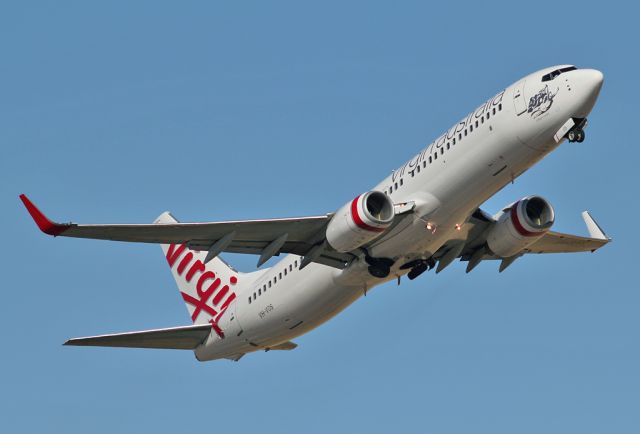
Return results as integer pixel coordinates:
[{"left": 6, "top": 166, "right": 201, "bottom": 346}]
[{"left": 513, "top": 80, "right": 527, "bottom": 116}]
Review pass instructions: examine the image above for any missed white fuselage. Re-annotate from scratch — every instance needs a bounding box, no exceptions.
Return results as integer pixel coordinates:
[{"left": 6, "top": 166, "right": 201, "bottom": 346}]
[{"left": 196, "top": 65, "right": 604, "bottom": 361}]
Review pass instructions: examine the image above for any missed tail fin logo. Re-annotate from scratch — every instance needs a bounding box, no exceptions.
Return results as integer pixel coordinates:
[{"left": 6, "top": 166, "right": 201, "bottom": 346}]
[{"left": 166, "top": 244, "right": 238, "bottom": 338}]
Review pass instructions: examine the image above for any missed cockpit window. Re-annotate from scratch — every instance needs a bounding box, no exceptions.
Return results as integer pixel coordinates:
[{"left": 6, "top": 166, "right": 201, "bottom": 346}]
[{"left": 542, "top": 66, "right": 577, "bottom": 82}]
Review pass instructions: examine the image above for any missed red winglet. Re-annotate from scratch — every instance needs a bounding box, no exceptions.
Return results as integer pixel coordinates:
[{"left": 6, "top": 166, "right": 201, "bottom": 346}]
[{"left": 19, "top": 194, "right": 71, "bottom": 236}]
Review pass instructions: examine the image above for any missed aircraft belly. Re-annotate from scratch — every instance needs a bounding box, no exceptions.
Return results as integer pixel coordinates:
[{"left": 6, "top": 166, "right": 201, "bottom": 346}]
[
  {"left": 371, "top": 134, "right": 522, "bottom": 260},
  {"left": 250, "top": 284, "right": 363, "bottom": 349},
  {"left": 206, "top": 114, "right": 573, "bottom": 360},
  {"left": 227, "top": 263, "right": 362, "bottom": 349}
]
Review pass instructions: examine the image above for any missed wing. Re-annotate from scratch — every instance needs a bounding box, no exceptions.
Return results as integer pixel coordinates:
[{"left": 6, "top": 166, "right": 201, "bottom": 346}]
[
  {"left": 524, "top": 231, "right": 609, "bottom": 254},
  {"left": 525, "top": 212, "right": 609, "bottom": 253},
  {"left": 64, "top": 324, "right": 212, "bottom": 349},
  {"left": 432, "top": 209, "right": 610, "bottom": 273},
  {"left": 20, "top": 194, "right": 353, "bottom": 269}
]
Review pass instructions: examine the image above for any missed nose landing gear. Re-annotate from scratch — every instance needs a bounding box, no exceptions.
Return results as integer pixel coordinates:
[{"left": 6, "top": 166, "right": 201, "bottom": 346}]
[
  {"left": 566, "top": 118, "right": 587, "bottom": 143},
  {"left": 567, "top": 128, "right": 585, "bottom": 143}
]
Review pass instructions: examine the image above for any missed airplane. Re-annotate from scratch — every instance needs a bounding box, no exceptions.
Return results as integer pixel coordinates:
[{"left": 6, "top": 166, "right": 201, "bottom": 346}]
[{"left": 21, "top": 64, "right": 609, "bottom": 362}]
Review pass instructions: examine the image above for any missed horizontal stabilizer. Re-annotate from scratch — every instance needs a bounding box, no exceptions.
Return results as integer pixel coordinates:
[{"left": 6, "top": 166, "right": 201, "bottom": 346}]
[
  {"left": 64, "top": 324, "right": 212, "bottom": 350},
  {"left": 269, "top": 341, "right": 297, "bottom": 351}
]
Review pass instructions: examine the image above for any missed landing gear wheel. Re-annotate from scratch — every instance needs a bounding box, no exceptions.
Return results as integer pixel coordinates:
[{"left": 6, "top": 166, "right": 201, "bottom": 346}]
[
  {"left": 364, "top": 253, "right": 394, "bottom": 278},
  {"left": 368, "top": 265, "right": 390, "bottom": 279},
  {"left": 567, "top": 128, "right": 585, "bottom": 143},
  {"left": 407, "top": 262, "right": 429, "bottom": 280}
]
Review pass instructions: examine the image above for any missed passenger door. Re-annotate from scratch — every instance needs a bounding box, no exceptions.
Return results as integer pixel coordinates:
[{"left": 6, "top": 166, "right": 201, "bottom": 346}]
[{"left": 513, "top": 80, "right": 527, "bottom": 116}]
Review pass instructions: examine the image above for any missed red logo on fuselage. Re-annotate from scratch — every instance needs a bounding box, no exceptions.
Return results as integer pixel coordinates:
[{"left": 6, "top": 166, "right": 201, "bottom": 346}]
[{"left": 166, "top": 244, "right": 237, "bottom": 338}]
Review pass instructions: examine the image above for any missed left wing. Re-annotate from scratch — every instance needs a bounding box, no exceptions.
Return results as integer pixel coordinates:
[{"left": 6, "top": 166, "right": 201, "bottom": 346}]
[
  {"left": 524, "top": 212, "right": 609, "bottom": 253},
  {"left": 432, "top": 209, "right": 610, "bottom": 273},
  {"left": 20, "top": 194, "right": 352, "bottom": 269}
]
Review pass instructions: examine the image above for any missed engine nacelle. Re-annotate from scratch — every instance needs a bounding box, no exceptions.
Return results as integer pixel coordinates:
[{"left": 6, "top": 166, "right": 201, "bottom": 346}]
[
  {"left": 487, "top": 195, "right": 555, "bottom": 258},
  {"left": 326, "top": 191, "right": 395, "bottom": 253}
]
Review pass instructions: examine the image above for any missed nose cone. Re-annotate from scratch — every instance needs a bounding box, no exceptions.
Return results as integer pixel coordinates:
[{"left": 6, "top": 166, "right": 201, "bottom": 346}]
[
  {"left": 574, "top": 69, "right": 604, "bottom": 117},
  {"left": 584, "top": 68, "right": 604, "bottom": 95}
]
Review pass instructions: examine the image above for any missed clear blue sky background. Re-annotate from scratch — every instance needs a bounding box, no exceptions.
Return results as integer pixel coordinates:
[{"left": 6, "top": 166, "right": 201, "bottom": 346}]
[{"left": 2, "top": 2, "right": 638, "bottom": 433}]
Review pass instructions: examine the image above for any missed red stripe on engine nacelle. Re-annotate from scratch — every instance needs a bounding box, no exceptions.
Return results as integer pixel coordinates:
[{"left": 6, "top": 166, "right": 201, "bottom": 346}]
[
  {"left": 510, "top": 202, "right": 540, "bottom": 237},
  {"left": 350, "top": 195, "right": 386, "bottom": 233}
]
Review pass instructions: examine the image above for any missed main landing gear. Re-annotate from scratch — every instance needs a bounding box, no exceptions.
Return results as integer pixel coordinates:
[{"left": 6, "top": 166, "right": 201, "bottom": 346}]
[
  {"left": 364, "top": 253, "right": 394, "bottom": 278},
  {"left": 399, "top": 257, "right": 436, "bottom": 280},
  {"left": 363, "top": 250, "right": 437, "bottom": 281}
]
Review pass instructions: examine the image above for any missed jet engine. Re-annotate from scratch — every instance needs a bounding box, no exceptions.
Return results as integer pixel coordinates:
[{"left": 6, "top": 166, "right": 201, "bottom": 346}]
[
  {"left": 486, "top": 195, "right": 555, "bottom": 257},
  {"left": 326, "top": 191, "right": 395, "bottom": 253}
]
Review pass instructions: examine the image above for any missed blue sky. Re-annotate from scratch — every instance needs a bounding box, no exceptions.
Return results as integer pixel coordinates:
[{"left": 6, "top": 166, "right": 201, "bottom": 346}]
[{"left": 2, "top": 2, "right": 638, "bottom": 433}]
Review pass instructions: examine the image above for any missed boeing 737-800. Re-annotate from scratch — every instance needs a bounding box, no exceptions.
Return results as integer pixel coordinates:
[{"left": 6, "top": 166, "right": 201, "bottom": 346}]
[{"left": 21, "top": 65, "right": 609, "bottom": 362}]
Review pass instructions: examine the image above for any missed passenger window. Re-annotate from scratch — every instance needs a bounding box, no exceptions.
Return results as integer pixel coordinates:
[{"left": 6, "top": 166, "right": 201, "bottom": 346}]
[
  {"left": 464, "top": 129, "right": 467, "bottom": 136},
  {"left": 295, "top": 260, "right": 298, "bottom": 267},
  {"left": 440, "top": 147, "right": 444, "bottom": 155},
  {"left": 394, "top": 182, "right": 398, "bottom": 189},
  {"left": 458, "top": 133, "right": 462, "bottom": 140},
  {"left": 258, "top": 288, "right": 261, "bottom": 295},
  {"left": 429, "top": 156, "right": 432, "bottom": 163},
  {"left": 417, "top": 165, "right": 420, "bottom": 173},
  {"left": 279, "top": 272, "right": 282, "bottom": 279},
  {"left": 434, "top": 152, "right": 437, "bottom": 160},
  {"left": 268, "top": 281, "right": 272, "bottom": 288},
  {"left": 284, "top": 269, "right": 287, "bottom": 276},
  {"left": 390, "top": 185, "right": 393, "bottom": 193},
  {"left": 446, "top": 143, "right": 450, "bottom": 150},
  {"left": 492, "top": 107, "right": 496, "bottom": 115},
  {"left": 475, "top": 120, "right": 479, "bottom": 128},
  {"left": 400, "top": 179, "right": 403, "bottom": 186},
  {"left": 470, "top": 125, "right": 473, "bottom": 132},
  {"left": 263, "top": 284, "right": 266, "bottom": 292},
  {"left": 487, "top": 112, "right": 490, "bottom": 119},
  {"left": 453, "top": 138, "right": 456, "bottom": 145},
  {"left": 498, "top": 103, "right": 502, "bottom": 111},
  {"left": 423, "top": 160, "right": 426, "bottom": 168},
  {"left": 481, "top": 116, "right": 484, "bottom": 123},
  {"left": 248, "top": 297, "right": 251, "bottom": 304},
  {"left": 253, "top": 293, "right": 256, "bottom": 300}
]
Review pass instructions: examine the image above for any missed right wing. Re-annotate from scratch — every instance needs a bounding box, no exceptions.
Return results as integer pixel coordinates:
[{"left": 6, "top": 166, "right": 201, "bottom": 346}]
[{"left": 20, "top": 194, "right": 353, "bottom": 269}]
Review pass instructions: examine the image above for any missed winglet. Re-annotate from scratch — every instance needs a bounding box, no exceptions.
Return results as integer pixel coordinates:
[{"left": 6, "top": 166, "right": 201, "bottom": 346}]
[
  {"left": 19, "top": 194, "right": 71, "bottom": 236},
  {"left": 581, "top": 211, "right": 610, "bottom": 241}
]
